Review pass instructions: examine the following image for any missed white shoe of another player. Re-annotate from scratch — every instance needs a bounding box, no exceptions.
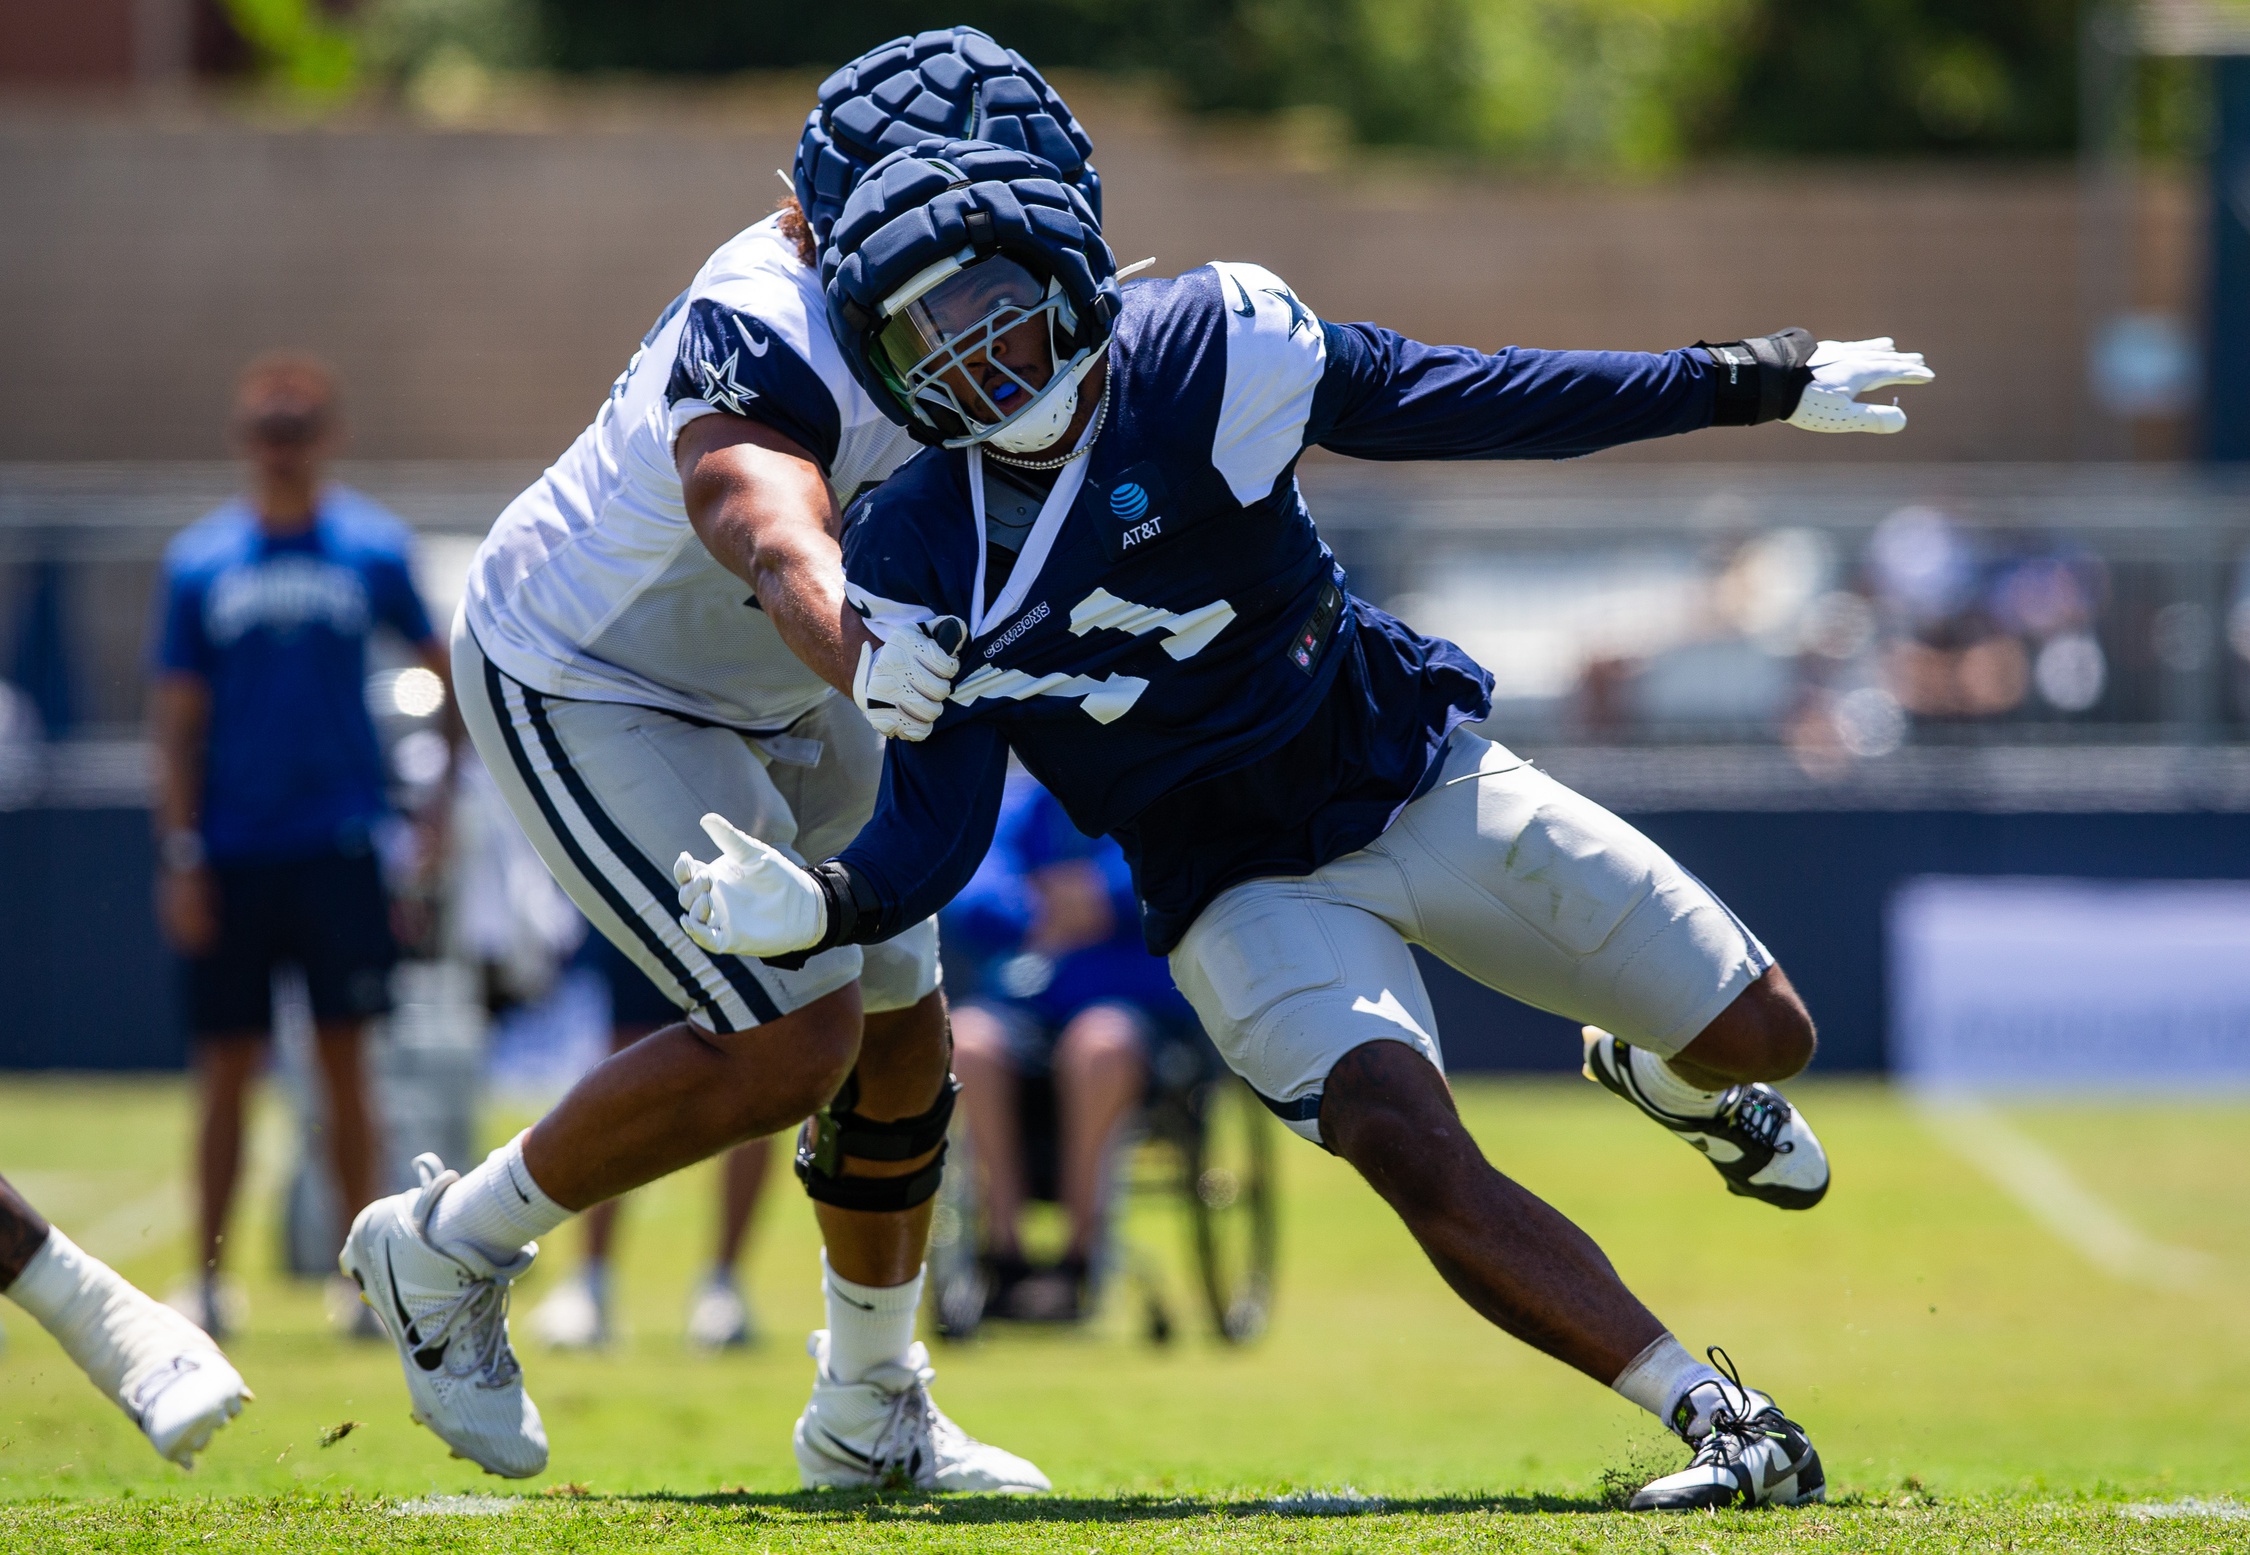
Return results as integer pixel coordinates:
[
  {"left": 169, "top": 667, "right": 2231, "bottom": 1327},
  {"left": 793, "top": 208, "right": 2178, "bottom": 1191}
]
[
  {"left": 339, "top": 1153, "right": 548, "bottom": 1479},
  {"left": 1582, "top": 1028, "right": 1830, "bottom": 1209},
  {"left": 684, "top": 1272, "right": 756, "bottom": 1351},
  {"left": 133, "top": 1341, "right": 253, "bottom": 1468},
  {"left": 79, "top": 1284, "right": 251, "bottom": 1467},
  {"left": 1631, "top": 1363, "right": 1825, "bottom": 1511},
  {"left": 530, "top": 1270, "right": 610, "bottom": 1351},
  {"left": 793, "top": 1330, "right": 1049, "bottom": 1493}
]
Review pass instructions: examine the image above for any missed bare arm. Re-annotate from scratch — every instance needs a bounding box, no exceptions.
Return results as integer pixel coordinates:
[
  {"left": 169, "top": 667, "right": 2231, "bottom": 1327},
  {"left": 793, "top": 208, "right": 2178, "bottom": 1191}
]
[
  {"left": 151, "top": 672, "right": 209, "bottom": 844},
  {"left": 150, "top": 672, "right": 216, "bottom": 953},
  {"left": 677, "top": 414, "right": 877, "bottom": 698}
]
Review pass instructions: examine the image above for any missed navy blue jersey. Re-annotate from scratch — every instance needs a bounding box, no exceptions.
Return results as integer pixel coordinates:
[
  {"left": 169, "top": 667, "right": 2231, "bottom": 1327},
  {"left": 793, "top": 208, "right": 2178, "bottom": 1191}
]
[
  {"left": 157, "top": 489, "right": 434, "bottom": 863},
  {"left": 838, "top": 262, "right": 1723, "bottom": 952}
]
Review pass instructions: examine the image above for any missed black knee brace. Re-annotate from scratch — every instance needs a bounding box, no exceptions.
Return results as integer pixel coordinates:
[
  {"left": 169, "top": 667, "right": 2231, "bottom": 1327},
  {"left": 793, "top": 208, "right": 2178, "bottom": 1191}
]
[{"left": 794, "top": 1069, "right": 958, "bottom": 1212}]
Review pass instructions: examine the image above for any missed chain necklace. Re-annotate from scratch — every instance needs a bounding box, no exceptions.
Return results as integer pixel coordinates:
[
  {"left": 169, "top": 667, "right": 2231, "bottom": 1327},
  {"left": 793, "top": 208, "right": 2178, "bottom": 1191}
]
[{"left": 984, "top": 379, "right": 1110, "bottom": 473}]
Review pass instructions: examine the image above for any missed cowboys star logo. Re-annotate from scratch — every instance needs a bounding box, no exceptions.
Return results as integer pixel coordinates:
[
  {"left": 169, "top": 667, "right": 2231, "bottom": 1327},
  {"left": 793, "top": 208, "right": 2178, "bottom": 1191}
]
[
  {"left": 696, "top": 348, "right": 758, "bottom": 414},
  {"left": 1262, "top": 285, "right": 1313, "bottom": 339}
]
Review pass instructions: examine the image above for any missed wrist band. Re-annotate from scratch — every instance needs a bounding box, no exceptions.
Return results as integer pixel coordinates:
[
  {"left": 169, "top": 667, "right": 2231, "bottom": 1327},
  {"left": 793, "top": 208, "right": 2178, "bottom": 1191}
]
[
  {"left": 760, "top": 860, "right": 882, "bottom": 970},
  {"left": 1696, "top": 328, "right": 1815, "bottom": 426},
  {"left": 159, "top": 830, "right": 206, "bottom": 872}
]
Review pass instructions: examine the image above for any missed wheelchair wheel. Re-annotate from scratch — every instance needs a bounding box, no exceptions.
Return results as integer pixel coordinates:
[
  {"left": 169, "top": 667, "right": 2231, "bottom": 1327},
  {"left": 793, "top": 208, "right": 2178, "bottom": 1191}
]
[
  {"left": 926, "top": 1127, "right": 987, "bottom": 1341},
  {"left": 1184, "top": 1076, "right": 1276, "bottom": 1344}
]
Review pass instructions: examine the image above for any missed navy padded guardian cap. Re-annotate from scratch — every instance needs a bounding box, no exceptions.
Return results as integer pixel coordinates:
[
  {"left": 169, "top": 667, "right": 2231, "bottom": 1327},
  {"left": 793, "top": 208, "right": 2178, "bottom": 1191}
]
[
  {"left": 822, "top": 138, "right": 1120, "bottom": 441},
  {"left": 793, "top": 27, "right": 1100, "bottom": 247}
]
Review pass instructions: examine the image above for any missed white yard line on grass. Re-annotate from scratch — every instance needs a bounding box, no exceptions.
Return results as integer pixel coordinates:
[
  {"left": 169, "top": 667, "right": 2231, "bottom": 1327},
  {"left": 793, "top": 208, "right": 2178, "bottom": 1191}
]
[
  {"left": 1916, "top": 1092, "right": 2212, "bottom": 1289},
  {"left": 391, "top": 1495, "right": 521, "bottom": 1517}
]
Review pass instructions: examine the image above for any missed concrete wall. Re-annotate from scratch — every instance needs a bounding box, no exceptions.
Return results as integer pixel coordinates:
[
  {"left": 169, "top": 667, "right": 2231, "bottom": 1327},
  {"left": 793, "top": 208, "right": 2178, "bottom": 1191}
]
[{"left": 0, "top": 83, "right": 2197, "bottom": 466}]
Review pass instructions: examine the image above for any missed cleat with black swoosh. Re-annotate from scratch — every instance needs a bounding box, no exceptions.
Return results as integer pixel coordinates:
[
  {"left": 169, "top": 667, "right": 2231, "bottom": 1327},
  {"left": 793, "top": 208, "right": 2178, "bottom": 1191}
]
[
  {"left": 1583, "top": 1027, "right": 1830, "bottom": 1210},
  {"left": 340, "top": 1153, "right": 546, "bottom": 1478},
  {"left": 793, "top": 1329, "right": 1048, "bottom": 1493},
  {"left": 1630, "top": 1351, "right": 1825, "bottom": 1512}
]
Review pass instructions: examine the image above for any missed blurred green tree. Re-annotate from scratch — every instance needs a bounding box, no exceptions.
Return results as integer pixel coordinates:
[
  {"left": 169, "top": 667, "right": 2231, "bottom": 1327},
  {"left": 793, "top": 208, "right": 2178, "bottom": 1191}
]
[
  {"left": 517, "top": 0, "right": 2091, "bottom": 163},
  {"left": 1723, "top": 0, "right": 2081, "bottom": 153},
  {"left": 219, "top": 0, "right": 360, "bottom": 97}
]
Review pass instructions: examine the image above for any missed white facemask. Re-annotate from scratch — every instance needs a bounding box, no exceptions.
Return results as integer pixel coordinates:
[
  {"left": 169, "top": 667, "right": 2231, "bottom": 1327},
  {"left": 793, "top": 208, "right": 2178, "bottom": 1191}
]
[{"left": 985, "top": 348, "right": 1104, "bottom": 455}]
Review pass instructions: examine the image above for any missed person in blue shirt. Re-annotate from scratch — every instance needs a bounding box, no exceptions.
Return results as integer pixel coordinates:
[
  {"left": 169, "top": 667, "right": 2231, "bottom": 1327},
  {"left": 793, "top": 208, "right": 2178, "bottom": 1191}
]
[
  {"left": 677, "top": 140, "right": 1933, "bottom": 1510},
  {"left": 150, "top": 353, "right": 453, "bottom": 1338},
  {"left": 943, "top": 767, "right": 1193, "bottom": 1319}
]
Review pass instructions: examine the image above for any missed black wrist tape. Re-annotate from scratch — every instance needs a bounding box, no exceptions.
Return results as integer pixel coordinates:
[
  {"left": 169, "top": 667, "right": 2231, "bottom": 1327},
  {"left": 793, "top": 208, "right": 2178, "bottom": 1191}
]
[
  {"left": 1697, "top": 328, "right": 1816, "bottom": 426},
  {"left": 759, "top": 860, "right": 882, "bottom": 970}
]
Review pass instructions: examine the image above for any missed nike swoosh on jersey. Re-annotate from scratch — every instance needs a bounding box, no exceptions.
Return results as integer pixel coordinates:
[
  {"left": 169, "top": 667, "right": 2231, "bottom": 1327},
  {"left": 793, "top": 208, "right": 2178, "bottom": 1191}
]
[
  {"left": 732, "top": 315, "right": 771, "bottom": 357},
  {"left": 1230, "top": 277, "right": 1256, "bottom": 318}
]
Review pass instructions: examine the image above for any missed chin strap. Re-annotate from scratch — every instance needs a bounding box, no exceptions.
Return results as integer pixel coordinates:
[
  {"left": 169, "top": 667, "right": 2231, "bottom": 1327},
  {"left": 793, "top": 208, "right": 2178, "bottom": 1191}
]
[{"left": 982, "top": 345, "right": 1112, "bottom": 469}]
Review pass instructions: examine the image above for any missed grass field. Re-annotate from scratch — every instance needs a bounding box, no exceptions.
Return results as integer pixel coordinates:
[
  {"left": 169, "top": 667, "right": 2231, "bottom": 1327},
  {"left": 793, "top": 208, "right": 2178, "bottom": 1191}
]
[{"left": 1, "top": 1074, "right": 2244, "bottom": 1551}]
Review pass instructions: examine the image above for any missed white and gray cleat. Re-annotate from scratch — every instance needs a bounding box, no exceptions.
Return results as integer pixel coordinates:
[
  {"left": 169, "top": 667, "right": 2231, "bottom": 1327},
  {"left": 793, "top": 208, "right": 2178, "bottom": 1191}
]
[
  {"left": 684, "top": 1271, "right": 756, "bottom": 1351},
  {"left": 529, "top": 1268, "right": 610, "bottom": 1352},
  {"left": 340, "top": 1153, "right": 548, "bottom": 1479},
  {"left": 1583, "top": 1027, "right": 1830, "bottom": 1209},
  {"left": 793, "top": 1329, "right": 1049, "bottom": 1493},
  {"left": 1631, "top": 1356, "right": 1825, "bottom": 1512}
]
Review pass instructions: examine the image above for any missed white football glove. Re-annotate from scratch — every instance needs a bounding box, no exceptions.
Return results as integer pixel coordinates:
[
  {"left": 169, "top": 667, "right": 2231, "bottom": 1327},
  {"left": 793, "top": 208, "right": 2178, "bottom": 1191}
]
[
  {"left": 1786, "top": 338, "right": 1934, "bottom": 434},
  {"left": 673, "top": 813, "right": 826, "bottom": 958},
  {"left": 853, "top": 616, "right": 967, "bottom": 742}
]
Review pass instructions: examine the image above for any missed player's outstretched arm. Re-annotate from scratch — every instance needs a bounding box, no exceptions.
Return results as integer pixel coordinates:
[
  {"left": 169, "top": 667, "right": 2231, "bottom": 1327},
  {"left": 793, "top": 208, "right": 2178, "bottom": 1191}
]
[
  {"left": 676, "top": 718, "right": 1011, "bottom": 959},
  {"left": 1303, "top": 320, "right": 1932, "bottom": 463}
]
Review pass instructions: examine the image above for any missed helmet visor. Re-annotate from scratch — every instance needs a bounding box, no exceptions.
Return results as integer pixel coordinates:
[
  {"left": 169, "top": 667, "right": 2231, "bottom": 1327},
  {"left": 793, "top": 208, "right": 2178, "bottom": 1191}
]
[{"left": 875, "top": 256, "right": 1070, "bottom": 438}]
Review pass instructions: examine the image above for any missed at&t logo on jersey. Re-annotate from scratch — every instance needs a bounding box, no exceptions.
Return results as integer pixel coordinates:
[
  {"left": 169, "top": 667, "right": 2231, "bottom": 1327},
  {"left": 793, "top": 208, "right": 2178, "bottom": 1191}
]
[{"left": 1110, "top": 481, "right": 1162, "bottom": 549}]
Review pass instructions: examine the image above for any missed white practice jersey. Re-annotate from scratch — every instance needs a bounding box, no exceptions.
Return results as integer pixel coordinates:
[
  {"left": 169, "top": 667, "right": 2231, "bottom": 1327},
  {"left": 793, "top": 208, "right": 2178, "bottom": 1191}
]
[{"left": 466, "top": 215, "right": 921, "bottom": 730}]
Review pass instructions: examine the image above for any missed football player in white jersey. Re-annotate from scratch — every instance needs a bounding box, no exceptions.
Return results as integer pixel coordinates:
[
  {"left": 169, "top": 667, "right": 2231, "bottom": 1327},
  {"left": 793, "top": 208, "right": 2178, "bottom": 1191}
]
[{"left": 340, "top": 30, "right": 1097, "bottom": 1490}]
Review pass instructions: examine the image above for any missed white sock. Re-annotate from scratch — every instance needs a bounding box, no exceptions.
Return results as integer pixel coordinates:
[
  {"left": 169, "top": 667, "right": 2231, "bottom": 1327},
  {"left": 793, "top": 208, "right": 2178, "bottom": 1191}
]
[
  {"left": 1611, "top": 1333, "right": 1724, "bottom": 1437},
  {"left": 6, "top": 1228, "right": 194, "bottom": 1403},
  {"left": 821, "top": 1251, "right": 922, "bottom": 1385},
  {"left": 426, "top": 1132, "right": 571, "bottom": 1264},
  {"left": 1629, "top": 1045, "right": 1726, "bottom": 1118}
]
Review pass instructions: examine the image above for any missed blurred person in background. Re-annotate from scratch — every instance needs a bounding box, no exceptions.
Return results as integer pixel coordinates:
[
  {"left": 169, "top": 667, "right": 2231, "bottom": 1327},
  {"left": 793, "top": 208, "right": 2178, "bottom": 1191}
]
[
  {"left": 150, "top": 353, "right": 454, "bottom": 1338},
  {"left": 0, "top": 1171, "right": 249, "bottom": 1467},
  {"left": 531, "top": 931, "right": 776, "bottom": 1352},
  {"left": 945, "top": 769, "right": 1186, "bottom": 1322}
]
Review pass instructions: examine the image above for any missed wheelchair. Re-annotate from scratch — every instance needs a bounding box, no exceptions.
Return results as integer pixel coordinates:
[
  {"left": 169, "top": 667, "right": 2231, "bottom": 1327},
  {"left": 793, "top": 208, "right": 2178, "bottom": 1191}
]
[{"left": 927, "top": 1016, "right": 1279, "bottom": 1346}]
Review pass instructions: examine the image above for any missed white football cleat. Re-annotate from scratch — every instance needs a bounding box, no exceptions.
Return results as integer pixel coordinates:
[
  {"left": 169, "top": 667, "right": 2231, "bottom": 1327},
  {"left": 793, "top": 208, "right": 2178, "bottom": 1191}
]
[
  {"left": 530, "top": 1269, "right": 610, "bottom": 1351},
  {"left": 340, "top": 1153, "right": 547, "bottom": 1479},
  {"left": 133, "top": 1345, "right": 253, "bottom": 1467},
  {"left": 1583, "top": 1028, "right": 1830, "bottom": 1209},
  {"left": 18, "top": 1230, "right": 250, "bottom": 1467},
  {"left": 793, "top": 1329, "right": 1049, "bottom": 1493},
  {"left": 684, "top": 1271, "right": 755, "bottom": 1351},
  {"left": 1630, "top": 1366, "right": 1825, "bottom": 1511}
]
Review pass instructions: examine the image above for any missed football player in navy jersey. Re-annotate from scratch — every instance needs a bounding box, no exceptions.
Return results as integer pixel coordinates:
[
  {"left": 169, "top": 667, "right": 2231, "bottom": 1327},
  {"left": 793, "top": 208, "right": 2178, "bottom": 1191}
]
[
  {"left": 676, "top": 140, "right": 1932, "bottom": 1511},
  {"left": 342, "top": 35, "right": 1091, "bottom": 1491}
]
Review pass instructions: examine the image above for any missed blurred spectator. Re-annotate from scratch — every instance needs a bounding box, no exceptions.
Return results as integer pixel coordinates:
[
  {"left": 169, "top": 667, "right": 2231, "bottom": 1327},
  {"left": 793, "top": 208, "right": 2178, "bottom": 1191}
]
[
  {"left": 529, "top": 931, "right": 775, "bottom": 1352},
  {"left": 1866, "top": 506, "right": 2110, "bottom": 726},
  {"left": 148, "top": 353, "right": 454, "bottom": 1337},
  {"left": 943, "top": 768, "right": 1194, "bottom": 1322}
]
